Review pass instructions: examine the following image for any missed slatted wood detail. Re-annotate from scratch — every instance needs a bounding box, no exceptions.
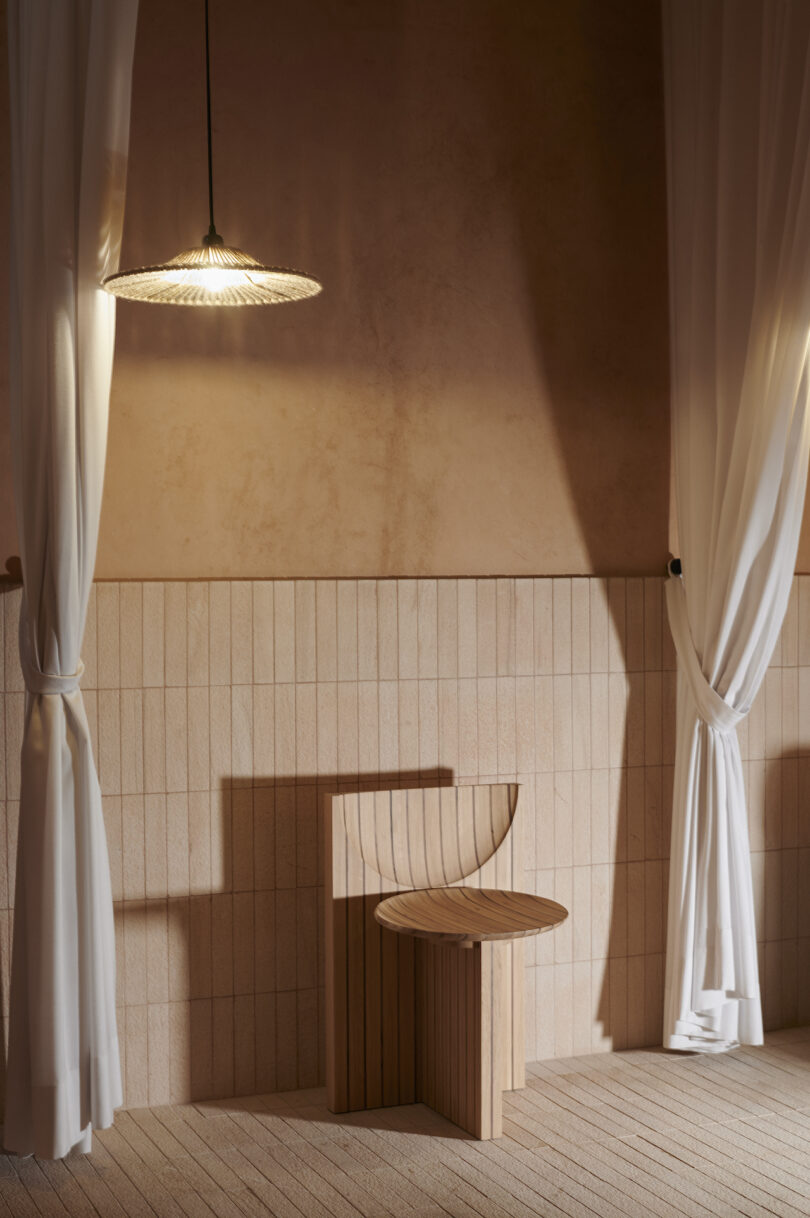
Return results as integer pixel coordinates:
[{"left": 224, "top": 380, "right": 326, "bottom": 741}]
[
  {"left": 376, "top": 886, "right": 568, "bottom": 944},
  {"left": 326, "top": 782, "right": 523, "bottom": 1122}
]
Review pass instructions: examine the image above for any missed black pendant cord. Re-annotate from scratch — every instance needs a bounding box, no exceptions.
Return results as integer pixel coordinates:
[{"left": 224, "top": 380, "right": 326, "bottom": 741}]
[{"left": 203, "top": 0, "right": 222, "bottom": 245}]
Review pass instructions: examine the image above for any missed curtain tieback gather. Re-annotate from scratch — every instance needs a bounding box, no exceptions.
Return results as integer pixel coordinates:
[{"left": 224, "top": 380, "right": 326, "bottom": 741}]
[
  {"left": 665, "top": 575, "right": 746, "bottom": 734},
  {"left": 19, "top": 613, "right": 84, "bottom": 695}
]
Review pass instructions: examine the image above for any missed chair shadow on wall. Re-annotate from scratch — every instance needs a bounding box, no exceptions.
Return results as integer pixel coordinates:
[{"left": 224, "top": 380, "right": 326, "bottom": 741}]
[{"left": 113, "top": 768, "right": 454, "bottom": 1111}]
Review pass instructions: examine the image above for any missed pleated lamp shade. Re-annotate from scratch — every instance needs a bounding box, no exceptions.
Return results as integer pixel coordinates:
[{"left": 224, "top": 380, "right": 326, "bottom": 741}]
[{"left": 103, "top": 239, "right": 321, "bottom": 306}]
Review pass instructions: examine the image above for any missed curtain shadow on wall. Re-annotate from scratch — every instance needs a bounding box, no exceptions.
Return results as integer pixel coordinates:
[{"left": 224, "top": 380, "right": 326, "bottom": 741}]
[{"left": 481, "top": 1, "right": 671, "bottom": 1052}]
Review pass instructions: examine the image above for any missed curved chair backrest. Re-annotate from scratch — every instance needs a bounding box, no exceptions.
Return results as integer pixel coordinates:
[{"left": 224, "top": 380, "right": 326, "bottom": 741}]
[{"left": 340, "top": 783, "right": 519, "bottom": 890}]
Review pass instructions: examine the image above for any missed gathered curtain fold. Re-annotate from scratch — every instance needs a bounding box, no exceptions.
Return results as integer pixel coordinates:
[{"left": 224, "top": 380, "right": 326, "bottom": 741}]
[
  {"left": 662, "top": 0, "right": 810, "bottom": 1051},
  {"left": 6, "top": 0, "right": 139, "bottom": 1158}
]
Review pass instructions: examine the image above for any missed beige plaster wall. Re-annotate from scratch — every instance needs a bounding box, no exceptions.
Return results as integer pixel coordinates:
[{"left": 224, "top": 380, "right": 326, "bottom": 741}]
[{"left": 0, "top": 0, "right": 673, "bottom": 579}]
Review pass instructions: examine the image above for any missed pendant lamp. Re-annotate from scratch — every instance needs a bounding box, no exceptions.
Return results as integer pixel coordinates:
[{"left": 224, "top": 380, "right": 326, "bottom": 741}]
[{"left": 103, "top": 0, "right": 321, "bottom": 307}]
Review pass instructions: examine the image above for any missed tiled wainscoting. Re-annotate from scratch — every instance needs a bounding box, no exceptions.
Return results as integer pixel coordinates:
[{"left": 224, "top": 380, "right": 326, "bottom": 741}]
[{"left": 0, "top": 576, "right": 809, "bottom": 1108}]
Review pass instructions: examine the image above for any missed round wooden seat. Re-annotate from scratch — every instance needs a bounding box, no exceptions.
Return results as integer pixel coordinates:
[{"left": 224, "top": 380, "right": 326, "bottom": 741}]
[{"left": 374, "top": 887, "right": 568, "bottom": 946}]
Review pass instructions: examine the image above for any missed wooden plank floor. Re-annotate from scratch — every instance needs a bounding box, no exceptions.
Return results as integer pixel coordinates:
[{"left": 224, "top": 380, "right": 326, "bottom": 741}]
[{"left": 4, "top": 1028, "right": 810, "bottom": 1217}]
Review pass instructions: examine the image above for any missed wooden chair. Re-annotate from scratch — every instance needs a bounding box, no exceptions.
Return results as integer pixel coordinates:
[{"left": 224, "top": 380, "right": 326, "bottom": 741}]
[{"left": 325, "top": 783, "right": 526, "bottom": 1139}]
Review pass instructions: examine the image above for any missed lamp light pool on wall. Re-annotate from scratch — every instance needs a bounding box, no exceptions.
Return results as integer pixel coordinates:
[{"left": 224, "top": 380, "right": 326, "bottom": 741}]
[{"left": 103, "top": 0, "right": 322, "bottom": 307}]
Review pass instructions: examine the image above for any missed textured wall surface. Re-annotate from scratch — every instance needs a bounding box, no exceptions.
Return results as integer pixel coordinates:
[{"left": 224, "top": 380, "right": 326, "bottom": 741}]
[
  {"left": 0, "top": 574, "right": 807, "bottom": 1110},
  {"left": 0, "top": 0, "right": 671, "bottom": 578}
]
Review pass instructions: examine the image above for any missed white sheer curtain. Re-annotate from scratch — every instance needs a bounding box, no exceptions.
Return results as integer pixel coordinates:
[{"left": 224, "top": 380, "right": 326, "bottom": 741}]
[
  {"left": 6, "top": 0, "right": 138, "bottom": 1157},
  {"left": 663, "top": 0, "right": 810, "bottom": 1052}
]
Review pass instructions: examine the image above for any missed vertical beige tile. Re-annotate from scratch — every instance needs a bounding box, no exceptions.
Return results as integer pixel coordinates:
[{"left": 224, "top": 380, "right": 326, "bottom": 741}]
[
  {"left": 608, "top": 673, "right": 629, "bottom": 769},
  {"left": 572, "top": 960, "right": 592, "bottom": 1057},
  {"left": 457, "top": 579, "right": 477, "bottom": 677},
  {"left": 357, "top": 580, "right": 378, "bottom": 681},
  {"left": 168, "top": 1000, "right": 191, "bottom": 1103},
  {"left": 337, "top": 581, "right": 358, "bottom": 681},
  {"left": 253, "top": 789, "right": 275, "bottom": 892},
  {"left": 120, "top": 583, "right": 143, "bottom": 689},
  {"left": 609, "top": 955, "right": 628, "bottom": 1051},
  {"left": 274, "top": 582, "right": 295, "bottom": 684},
  {"left": 97, "top": 583, "right": 120, "bottom": 690},
  {"left": 337, "top": 682, "right": 359, "bottom": 779},
  {"left": 188, "top": 790, "right": 211, "bottom": 894},
  {"left": 125, "top": 1005, "right": 148, "bottom": 1108},
  {"left": 254, "top": 890, "right": 276, "bottom": 993},
  {"left": 233, "top": 890, "right": 255, "bottom": 996},
  {"left": 553, "top": 675, "right": 572, "bottom": 771},
  {"left": 189, "top": 898, "right": 213, "bottom": 1000},
  {"left": 589, "top": 580, "right": 609, "bottom": 674},
  {"left": 662, "top": 670, "right": 677, "bottom": 765},
  {"left": 255, "top": 992, "right": 276, "bottom": 1093},
  {"left": 317, "top": 580, "right": 338, "bottom": 681},
  {"left": 292, "top": 579, "right": 314, "bottom": 686},
  {"left": 275, "top": 991, "right": 298, "bottom": 1091},
  {"left": 142, "top": 582, "right": 165, "bottom": 687},
  {"left": 147, "top": 1003, "right": 171, "bottom": 1106},
  {"left": 437, "top": 678, "right": 458, "bottom": 779},
  {"left": 167, "top": 792, "right": 190, "bottom": 897},
  {"left": 643, "top": 578, "right": 663, "bottom": 671},
  {"left": 417, "top": 580, "right": 438, "bottom": 679},
  {"left": 396, "top": 579, "right": 417, "bottom": 679},
  {"left": 274, "top": 888, "right": 297, "bottom": 994},
  {"left": 187, "top": 582, "right": 210, "bottom": 687},
  {"left": 569, "top": 579, "right": 589, "bottom": 675},
  {"left": 476, "top": 580, "right": 496, "bottom": 677},
  {"left": 253, "top": 684, "right": 275, "bottom": 783},
  {"left": 377, "top": 581, "right": 398, "bottom": 680},
  {"left": 514, "top": 578, "right": 533, "bottom": 676},
  {"left": 798, "top": 577, "right": 810, "bottom": 665},
  {"left": 644, "top": 671, "right": 662, "bottom": 766},
  {"left": 296, "top": 887, "right": 319, "bottom": 991},
  {"left": 164, "top": 582, "right": 187, "bottom": 688},
  {"left": 781, "top": 847, "right": 798, "bottom": 940},
  {"left": 515, "top": 676, "right": 534, "bottom": 775},
  {"left": 644, "top": 859, "right": 664, "bottom": 953},
  {"left": 535, "top": 965, "right": 555, "bottom": 1060},
  {"left": 747, "top": 759, "right": 766, "bottom": 852},
  {"left": 590, "top": 672, "right": 609, "bottom": 770},
  {"left": 357, "top": 681, "right": 380, "bottom": 779},
  {"left": 572, "top": 769, "right": 591, "bottom": 866},
  {"left": 644, "top": 765, "right": 664, "bottom": 860},
  {"left": 124, "top": 901, "right": 148, "bottom": 1006},
  {"left": 189, "top": 998, "right": 213, "bottom": 1100},
  {"left": 748, "top": 681, "right": 766, "bottom": 760},
  {"left": 120, "top": 688, "right": 144, "bottom": 796},
  {"left": 554, "top": 771, "right": 573, "bottom": 868},
  {"left": 437, "top": 579, "right": 458, "bottom": 679},
  {"left": 293, "top": 682, "right": 316, "bottom": 779},
  {"left": 274, "top": 786, "right": 296, "bottom": 890},
  {"left": 212, "top": 892, "right": 234, "bottom": 996},
  {"left": 187, "top": 686, "right": 210, "bottom": 793},
  {"left": 534, "top": 675, "right": 553, "bottom": 772},
  {"left": 5, "top": 693, "right": 23, "bottom": 803},
  {"left": 553, "top": 963, "right": 573, "bottom": 1058},
  {"left": 4, "top": 588, "right": 23, "bottom": 691},
  {"left": 398, "top": 680, "right": 419, "bottom": 775},
  {"left": 571, "top": 674, "right": 591, "bottom": 771},
  {"left": 234, "top": 994, "right": 256, "bottom": 1096},
  {"left": 610, "top": 768, "right": 627, "bottom": 863},
  {"left": 316, "top": 682, "right": 337, "bottom": 778},
  {"left": 231, "top": 684, "right": 253, "bottom": 786},
  {"left": 103, "top": 796, "right": 123, "bottom": 902},
  {"left": 209, "top": 684, "right": 231, "bottom": 791},
  {"left": 378, "top": 680, "right": 399, "bottom": 778},
  {"left": 533, "top": 579, "right": 553, "bottom": 675},
  {"left": 590, "top": 768, "right": 610, "bottom": 865},
  {"left": 211, "top": 787, "right": 233, "bottom": 894},
  {"left": 782, "top": 757, "right": 798, "bottom": 849},
  {"left": 554, "top": 868, "right": 573, "bottom": 963},
  {"left": 764, "top": 668, "right": 782, "bottom": 760},
  {"left": 626, "top": 954, "right": 646, "bottom": 1048},
  {"left": 165, "top": 686, "right": 188, "bottom": 794},
  {"left": 607, "top": 578, "right": 626, "bottom": 672},
  {"left": 572, "top": 866, "right": 591, "bottom": 961},
  {"left": 146, "top": 897, "right": 169, "bottom": 1003},
  {"left": 230, "top": 581, "right": 252, "bottom": 686},
  {"left": 145, "top": 793, "right": 168, "bottom": 898},
  {"left": 122, "top": 794, "right": 146, "bottom": 901},
  {"left": 252, "top": 582, "right": 274, "bottom": 683},
  {"left": 625, "top": 578, "right": 644, "bottom": 671},
  {"left": 209, "top": 582, "right": 231, "bottom": 686},
  {"left": 495, "top": 578, "right": 515, "bottom": 677},
  {"left": 168, "top": 899, "right": 190, "bottom": 1001},
  {"left": 476, "top": 677, "right": 497, "bottom": 776},
  {"left": 551, "top": 579, "right": 571, "bottom": 675},
  {"left": 626, "top": 673, "right": 645, "bottom": 767},
  {"left": 782, "top": 667, "right": 799, "bottom": 758},
  {"left": 418, "top": 680, "right": 439, "bottom": 778},
  {"left": 232, "top": 788, "right": 254, "bottom": 893},
  {"left": 764, "top": 756, "right": 781, "bottom": 852},
  {"left": 626, "top": 860, "right": 645, "bottom": 956},
  {"left": 143, "top": 686, "right": 166, "bottom": 794},
  {"left": 534, "top": 773, "right": 555, "bottom": 875},
  {"left": 98, "top": 689, "right": 121, "bottom": 795},
  {"left": 496, "top": 677, "right": 516, "bottom": 776},
  {"left": 81, "top": 585, "right": 97, "bottom": 690}
]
